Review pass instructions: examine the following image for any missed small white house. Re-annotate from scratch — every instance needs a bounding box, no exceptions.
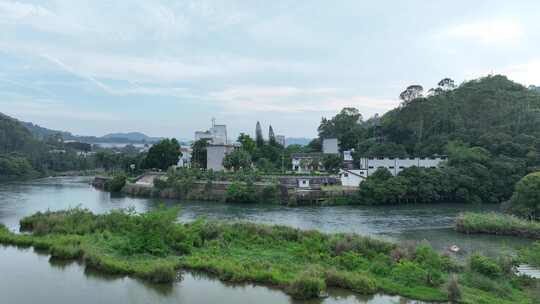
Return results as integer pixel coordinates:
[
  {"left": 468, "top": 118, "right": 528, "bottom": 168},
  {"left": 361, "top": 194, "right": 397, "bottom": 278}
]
[{"left": 339, "top": 169, "right": 366, "bottom": 187}]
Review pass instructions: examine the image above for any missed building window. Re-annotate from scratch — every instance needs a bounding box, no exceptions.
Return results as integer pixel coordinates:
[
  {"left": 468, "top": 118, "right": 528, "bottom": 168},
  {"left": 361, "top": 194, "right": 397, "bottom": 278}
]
[
  {"left": 368, "top": 166, "right": 374, "bottom": 169},
  {"left": 399, "top": 166, "right": 404, "bottom": 169},
  {"left": 389, "top": 166, "right": 395, "bottom": 169}
]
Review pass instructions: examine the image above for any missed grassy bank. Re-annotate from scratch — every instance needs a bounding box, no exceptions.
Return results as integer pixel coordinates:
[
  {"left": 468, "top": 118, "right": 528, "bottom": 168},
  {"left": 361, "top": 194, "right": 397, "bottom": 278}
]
[
  {"left": 456, "top": 212, "right": 540, "bottom": 239},
  {"left": 0, "top": 208, "right": 538, "bottom": 303}
]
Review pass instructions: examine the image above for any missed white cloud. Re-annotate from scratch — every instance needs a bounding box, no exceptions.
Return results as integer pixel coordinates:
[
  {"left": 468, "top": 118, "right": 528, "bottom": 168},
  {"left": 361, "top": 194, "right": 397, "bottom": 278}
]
[
  {"left": 440, "top": 19, "right": 525, "bottom": 47},
  {"left": 209, "top": 85, "right": 398, "bottom": 114},
  {"left": 499, "top": 59, "right": 540, "bottom": 86}
]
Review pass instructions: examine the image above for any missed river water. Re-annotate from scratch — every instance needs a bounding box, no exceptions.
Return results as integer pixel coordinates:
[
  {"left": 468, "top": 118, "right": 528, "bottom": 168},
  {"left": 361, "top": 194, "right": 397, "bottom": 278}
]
[{"left": 0, "top": 177, "right": 533, "bottom": 304}]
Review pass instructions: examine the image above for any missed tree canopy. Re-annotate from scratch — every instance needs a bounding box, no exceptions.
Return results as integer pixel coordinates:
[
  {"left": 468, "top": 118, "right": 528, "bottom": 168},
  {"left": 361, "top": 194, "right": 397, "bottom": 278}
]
[{"left": 142, "top": 138, "right": 181, "bottom": 171}]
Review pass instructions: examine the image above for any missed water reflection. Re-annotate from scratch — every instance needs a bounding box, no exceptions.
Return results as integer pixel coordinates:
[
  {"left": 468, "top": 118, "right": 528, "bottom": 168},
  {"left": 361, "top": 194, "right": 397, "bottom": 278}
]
[
  {"left": 0, "top": 177, "right": 535, "bottom": 304},
  {"left": 0, "top": 246, "right": 428, "bottom": 304}
]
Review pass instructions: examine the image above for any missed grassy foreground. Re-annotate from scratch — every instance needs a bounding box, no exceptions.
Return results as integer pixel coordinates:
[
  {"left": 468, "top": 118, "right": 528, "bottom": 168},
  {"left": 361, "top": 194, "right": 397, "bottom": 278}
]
[
  {"left": 456, "top": 212, "right": 540, "bottom": 239},
  {"left": 0, "top": 207, "right": 538, "bottom": 303}
]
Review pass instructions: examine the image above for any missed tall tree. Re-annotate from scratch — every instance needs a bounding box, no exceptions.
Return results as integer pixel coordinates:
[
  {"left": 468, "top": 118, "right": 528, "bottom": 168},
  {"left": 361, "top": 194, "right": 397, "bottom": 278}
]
[
  {"left": 223, "top": 149, "right": 252, "bottom": 171},
  {"left": 142, "top": 138, "right": 181, "bottom": 171},
  {"left": 237, "top": 133, "right": 256, "bottom": 154},
  {"left": 255, "top": 121, "right": 264, "bottom": 147},
  {"left": 399, "top": 85, "right": 424, "bottom": 105},
  {"left": 268, "top": 125, "right": 276, "bottom": 145},
  {"left": 191, "top": 139, "right": 209, "bottom": 169}
]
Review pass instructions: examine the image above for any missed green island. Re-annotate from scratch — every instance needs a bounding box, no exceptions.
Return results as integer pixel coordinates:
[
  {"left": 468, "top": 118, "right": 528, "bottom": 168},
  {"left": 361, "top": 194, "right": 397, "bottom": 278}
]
[
  {"left": 0, "top": 207, "right": 538, "bottom": 303},
  {"left": 456, "top": 212, "right": 540, "bottom": 239}
]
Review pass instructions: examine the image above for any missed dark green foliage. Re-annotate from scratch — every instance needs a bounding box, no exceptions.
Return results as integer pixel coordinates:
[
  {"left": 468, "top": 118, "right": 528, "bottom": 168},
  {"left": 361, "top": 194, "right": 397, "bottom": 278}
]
[
  {"left": 0, "top": 113, "right": 98, "bottom": 180},
  {"left": 508, "top": 171, "right": 540, "bottom": 220},
  {"left": 324, "top": 269, "right": 376, "bottom": 294},
  {"left": 225, "top": 181, "right": 257, "bottom": 203},
  {"left": 519, "top": 241, "right": 540, "bottom": 267},
  {"left": 105, "top": 174, "right": 126, "bottom": 192},
  {"left": 469, "top": 254, "right": 502, "bottom": 278},
  {"left": 322, "top": 154, "right": 342, "bottom": 174},
  {"left": 222, "top": 149, "right": 252, "bottom": 171},
  {"left": 287, "top": 271, "right": 326, "bottom": 299},
  {"left": 142, "top": 138, "right": 181, "bottom": 171}
]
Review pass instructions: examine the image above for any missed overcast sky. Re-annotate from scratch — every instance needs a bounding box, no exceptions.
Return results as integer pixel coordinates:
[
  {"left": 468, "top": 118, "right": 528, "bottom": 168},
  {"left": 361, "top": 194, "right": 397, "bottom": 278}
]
[{"left": 1, "top": 1, "right": 539, "bottom": 139}]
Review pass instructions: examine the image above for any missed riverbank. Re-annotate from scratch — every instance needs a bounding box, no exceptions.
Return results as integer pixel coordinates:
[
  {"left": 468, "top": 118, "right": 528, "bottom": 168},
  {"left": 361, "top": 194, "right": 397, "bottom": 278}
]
[
  {"left": 1, "top": 207, "right": 537, "bottom": 303},
  {"left": 456, "top": 212, "right": 540, "bottom": 239}
]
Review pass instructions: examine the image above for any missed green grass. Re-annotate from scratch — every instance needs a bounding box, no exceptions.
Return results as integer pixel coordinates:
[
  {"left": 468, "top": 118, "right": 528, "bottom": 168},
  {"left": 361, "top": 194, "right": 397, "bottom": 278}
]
[
  {"left": 456, "top": 212, "right": 540, "bottom": 239},
  {"left": 0, "top": 208, "right": 538, "bottom": 302}
]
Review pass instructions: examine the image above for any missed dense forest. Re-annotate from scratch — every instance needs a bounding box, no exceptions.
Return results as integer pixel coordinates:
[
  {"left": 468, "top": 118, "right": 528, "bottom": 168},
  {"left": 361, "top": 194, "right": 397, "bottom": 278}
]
[
  {"left": 0, "top": 113, "right": 95, "bottom": 181},
  {"left": 318, "top": 75, "right": 540, "bottom": 205}
]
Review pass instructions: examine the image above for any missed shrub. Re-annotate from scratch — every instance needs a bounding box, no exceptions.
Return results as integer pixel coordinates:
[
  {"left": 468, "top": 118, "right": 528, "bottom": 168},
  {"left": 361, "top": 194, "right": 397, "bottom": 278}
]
[
  {"left": 153, "top": 178, "right": 169, "bottom": 190},
  {"left": 225, "top": 182, "right": 257, "bottom": 203},
  {"left": 287, "top": 273, "right": 326, "bottom": 299},
  {"left": 324, "top": 269, "right": 376, "bottom": 294},
  {"left": 50, "top": 244, "right": 83, "bottom": 259},
  {"left": 391, "top": 261, "right": 429, "bottom": 287},
  {"left": 470, "top": 254, "right": 502, "bottom": 277},
  {"left": 105, "top": 174, "right": 127, "bottom": 192},
  {"left": 447, "top": 274, "right": 461, "bottom": 303}
]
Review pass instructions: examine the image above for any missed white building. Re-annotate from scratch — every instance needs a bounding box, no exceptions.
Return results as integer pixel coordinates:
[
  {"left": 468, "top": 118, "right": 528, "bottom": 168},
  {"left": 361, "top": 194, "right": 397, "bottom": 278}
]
[
  {"left": 357, "top": 156, "right": 447, "bottom": 177},
  {"left": 322, "top": 138, "right": 339, "bottom": 154},
  {"left": 194, "top": 119, "right": 228, "bottom": 145},
  {"left": 177, "top": 147, "right": 192, "bottom": 168},
  {"left": 206, "top": 144, "right": 236, "bottom": 171},
  {"left": 339, "top": 169, "right": 366, "bottom": 187},
  {"left": 291, "top": 153, "right": 323, "bottom": 173},
  {"left": 338, "top": 156, "right": 447, "bottom": 188}
]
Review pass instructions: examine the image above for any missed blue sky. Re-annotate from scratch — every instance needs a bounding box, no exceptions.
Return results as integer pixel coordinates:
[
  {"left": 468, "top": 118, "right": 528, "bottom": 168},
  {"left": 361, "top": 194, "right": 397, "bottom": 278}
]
[{"left": 1, "top": 1, "right": 539, "bottom": 139}]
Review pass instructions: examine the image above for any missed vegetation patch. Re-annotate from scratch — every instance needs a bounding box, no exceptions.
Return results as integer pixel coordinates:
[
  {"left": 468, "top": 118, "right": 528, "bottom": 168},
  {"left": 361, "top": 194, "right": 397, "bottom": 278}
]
[
  {"left": 0, "top": 208, "right": 538, "bottom": 303},
  {"left": 456, "top": 212, "right": 540, "bottom": 239}
]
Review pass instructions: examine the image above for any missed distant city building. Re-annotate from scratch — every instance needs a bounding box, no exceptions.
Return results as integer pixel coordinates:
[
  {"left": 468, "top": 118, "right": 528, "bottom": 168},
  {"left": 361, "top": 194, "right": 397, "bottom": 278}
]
[
  {"left": 194, "top": 118, "right": 228, "bottom": 145},
  {"left": 276, "top": 135, "right": 286, "bottom": 146},
  {"left": 322, "top": 138, "right": 339, "bottom": 154},
  {"left": 291, "top": 153, "right": 323, "bottom": 173},
  {"left": 206, "top": 144, "right": 236, "bottom": 171},
  {"left": 177, "top": 147, "right": 192, "bottom": 168}
]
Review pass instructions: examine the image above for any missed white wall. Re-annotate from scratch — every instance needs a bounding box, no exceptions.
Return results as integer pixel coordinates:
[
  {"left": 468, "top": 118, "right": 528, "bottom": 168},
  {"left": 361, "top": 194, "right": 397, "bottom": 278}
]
[
  {"left": 322, "top": 138, "right": 339, "bottom": 154},
  {"left": 339, "top": 169, "right": 365, "bottom": 187},
  {"left": 359, "top": 156, "right": 447, "bottom": 176}
]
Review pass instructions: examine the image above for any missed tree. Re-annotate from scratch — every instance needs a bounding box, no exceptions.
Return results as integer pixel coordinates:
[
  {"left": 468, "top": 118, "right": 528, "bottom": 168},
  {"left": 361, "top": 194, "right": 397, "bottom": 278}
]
[
  {"left": 238, "top": 133, "right": 256, "bottom": 154},
  {"left": 191, "top": 139, "right": 209, "bottom": 169},
  {"left": 318, "top": 108, "right": 364, "bottom": 151},
  {"left": 256, "top": 121, "right": 264, "bottom": 147},
  {"left": 142, "top": 138, "right": 181, "bottom": 171},
  {"left": 437, "top": 78, "right": 456, "bottom": 91},
  {"left": 399, "top": 85, "right": 424, "bottom": 105},
  {"left": 322, "top": 154, "right": 342, "bottom": 174},
  {"left": 269, "top": 125, "right": 276, "bottom": 146},
  {"left": 508, "top": 171, "right": 540, "bottom": 220},
  {"left": 223, "top": 149, "right": 252, "bottom": 171}
]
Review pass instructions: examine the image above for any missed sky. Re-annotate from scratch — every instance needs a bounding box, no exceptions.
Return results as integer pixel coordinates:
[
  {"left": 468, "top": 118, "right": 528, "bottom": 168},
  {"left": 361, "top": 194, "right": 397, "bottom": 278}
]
[{"left": 1, "top": 1, "right": 539, "bottom": 139}]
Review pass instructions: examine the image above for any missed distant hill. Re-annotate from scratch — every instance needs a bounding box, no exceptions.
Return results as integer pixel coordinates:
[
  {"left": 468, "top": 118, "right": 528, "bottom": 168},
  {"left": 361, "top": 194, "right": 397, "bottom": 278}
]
[
  {"left": 285, "top": 137, "right": 312, "bottom": 146},
  {"left": 13, "top": 117, "right": 162, "bottom": 144},
  {"left": 22, "top": 121, "right": 74, "bottom": 140},
  {"left": 102, "top": 132, "right": 162, "bottom": 142}
]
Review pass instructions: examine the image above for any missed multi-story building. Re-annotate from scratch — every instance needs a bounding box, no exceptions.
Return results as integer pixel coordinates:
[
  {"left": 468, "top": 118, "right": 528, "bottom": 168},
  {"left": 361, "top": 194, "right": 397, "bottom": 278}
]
[
  {"left": 276, "top": 135, "right": 286, "bottom": 147},
  {"left": 358, "top": 156, "right": 447, "bottom": 176},
  {"left": 194, "top": 119, "right": 228, "bottom": 145},
  {"left": 339, "top": 156, "right": 447, "bottom": 188}
]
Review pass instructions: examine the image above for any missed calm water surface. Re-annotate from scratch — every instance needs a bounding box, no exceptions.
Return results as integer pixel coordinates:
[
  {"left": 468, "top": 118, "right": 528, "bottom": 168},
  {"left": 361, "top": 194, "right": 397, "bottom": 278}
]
[{"left": 0, "top": 177, "right": 533, "bottom": 304}]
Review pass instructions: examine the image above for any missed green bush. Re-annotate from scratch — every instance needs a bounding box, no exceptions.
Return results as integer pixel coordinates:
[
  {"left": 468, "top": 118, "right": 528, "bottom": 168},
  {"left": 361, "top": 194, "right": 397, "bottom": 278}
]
[
  {"left": 470, "top": 254, "right": 502, "bottom": 278},
  {"left": 105, "top": 174, "right": 127, "bottom": 192},
  {"left": 153, "top": 178, "right": 169, "bottom": 190},
  {"left": 287, "top": 272, "right": 326, "bottom": 299},
  {"left": 391, "top": 261, "right": 429, "bottom": 287},
  {"left": 324, "top": 269, "right": 376, "bottom": 294},
  {"left": 447, "top": 274, "right": 461, "bottom": 303},
  {"left": 225, "top": 182, "right": 257, "bottom": 203}
]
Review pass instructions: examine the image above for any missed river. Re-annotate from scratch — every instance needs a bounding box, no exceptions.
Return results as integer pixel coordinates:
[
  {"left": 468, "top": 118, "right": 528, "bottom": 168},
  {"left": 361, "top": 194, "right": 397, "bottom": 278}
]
[{"left": 0, "top": 177, "right": 533, "bottom": 304}]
